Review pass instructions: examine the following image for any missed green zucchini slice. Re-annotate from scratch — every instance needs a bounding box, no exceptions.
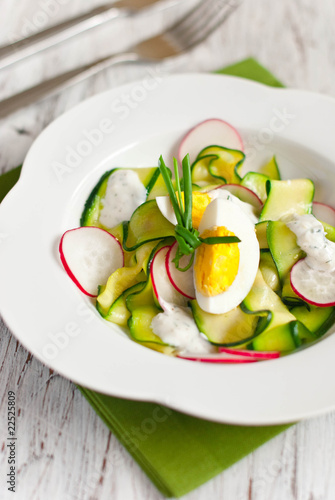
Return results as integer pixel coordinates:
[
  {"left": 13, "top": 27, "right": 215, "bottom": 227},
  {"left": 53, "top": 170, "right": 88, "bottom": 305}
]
[
  {"left": 123, "top": 200, "right": 175, "bottom": 251},
  {"left": 191, "top": 154, "right": 220, "bottom": 185},
  {"left": 267, "top": 221, "right": 304, "bottom": 281},
  {"left": 190, "top": 300, "right": 259, "bottom": 347},
  {"left": 81, "top": 167, "right": 160, "bottom": 228},
  {"left": 251, "top": 320, "right": 314, "bottom": 352},
  {"left": 259, "top": 155, "right": 281, "bottom": 180},
  {"left": 97, "top": 240, "right": 158, "bottom": 315},
  {"left": 128, "top": 306, "right": 167, "bottom": 346},
  {"left": 191, "top": 145, "right": 245, "bottom": 185},
  {"left": 259, "top": 178, "right": 314, "bottom": 222},
  {"left": 97, "top": 282, "right": 144, "bottom": 326},
  {"left": 290, "top": 305, "right": 335, "bottom": 337},
  {"left": 259, "top": 252, "right": 280, "bottom": 292},
  {"left": 242, "top": 269, "right": 307, "bottom": 352},
  {"left": 199, "top": 145, "right": 245, "bottom": 184},
  {"left": 255, "top": 221, "right": 269, "bottom": 249},
  {"left": 241, "top": 172, "right": 269, "bottom": 203}
]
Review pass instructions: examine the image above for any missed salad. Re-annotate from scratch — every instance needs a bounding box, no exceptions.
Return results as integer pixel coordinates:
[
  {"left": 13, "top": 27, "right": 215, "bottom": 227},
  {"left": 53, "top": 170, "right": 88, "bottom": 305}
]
[{"left": 59, "top": 118, "right": 335, "bottom": 363}]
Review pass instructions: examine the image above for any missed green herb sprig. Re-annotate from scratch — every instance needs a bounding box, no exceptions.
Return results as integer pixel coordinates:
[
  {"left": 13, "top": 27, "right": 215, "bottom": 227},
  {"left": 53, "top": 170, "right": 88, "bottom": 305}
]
[{"left": 158, "top": 154, "right": 240, "bottom": 271}]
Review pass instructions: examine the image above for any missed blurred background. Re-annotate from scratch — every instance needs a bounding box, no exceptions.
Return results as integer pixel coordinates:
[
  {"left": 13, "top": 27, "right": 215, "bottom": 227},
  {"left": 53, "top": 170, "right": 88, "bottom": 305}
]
[{"left": 1, "top": 0, "right": 335, "bottom": 172}]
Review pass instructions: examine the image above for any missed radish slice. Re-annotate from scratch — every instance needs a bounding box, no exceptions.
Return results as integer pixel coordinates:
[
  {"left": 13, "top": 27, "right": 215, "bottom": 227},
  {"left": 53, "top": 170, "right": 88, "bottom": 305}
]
[
  {"left": 165, "top": 242, "right": 195, "bottom": 299},
  {"left": 59, "top": 227, "right": 123, "bottom": 297},
  {"left": 313, "top": 201, "right": 335, "bottom": 226},
  {"left": 218, "top": 184, "right": 263, "bottom": 212},
  {"left": 151, "top": 246, "right": 189, "bottom": 309},
  {"left": 219, "top": 347, "right": 280, "bottom": 360},
  {"left": 177, "top": 353, "right": 257, "bottom": 363},
  {"left": 290, "top": 258, "right": 335, "bottom": 307},
  {"left": 178, "top": 118, "right": 244, "bottom": 164}
]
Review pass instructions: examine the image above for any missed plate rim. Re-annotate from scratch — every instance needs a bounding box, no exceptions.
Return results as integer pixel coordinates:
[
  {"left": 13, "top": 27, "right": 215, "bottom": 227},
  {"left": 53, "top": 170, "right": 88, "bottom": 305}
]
[{"left": 1, "top": 73, "right": 335, "bottom": 425}]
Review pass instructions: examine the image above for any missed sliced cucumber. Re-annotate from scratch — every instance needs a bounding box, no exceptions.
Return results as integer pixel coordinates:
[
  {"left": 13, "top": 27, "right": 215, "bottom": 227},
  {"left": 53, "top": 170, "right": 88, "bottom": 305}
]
[
  {"left": 128, "top": 305, "right": 159, "bottom": 342},
  {"left": 81, "top": 169, "right": 115, "bottom": 227},
  {"left": 128, "top": 305, "right": 173, "bottom": 351},
  {"left": 259, "top": 252, "right": 280, "bottom": 292},
  {"left": 146, "top": 171, "right": 170, "bottom": 200},
  {"left": 107, "top": 222, "right": 124, "bottom": 245},
  {"left": 190, "top": 300, "right": 258, "bottom": 347},
  {"left": 320, "top": 221, "right": 335, "bottom": 242},
  {"left": 255, "top": 221, "right": 269, "bottom": 249},
  {"left": 102, "top": 238, "right": 172, "bottom": 326},
  {"left": 125, "top": 239, "right": 179, "bottom": 353},
  {"left": 197, "top": 145, "right": 245, "bottom": 184},
  {"left": 267, "top": 221, "right": 304, "bottom": 281},
  {"left": 259, "top": 178, "right": 314, "bottom": 222},
  {"left": 126, "top": 275, "right": 156, "bottom": 312},
  {"left": 242, "top": 269, "right": 301, "bottom": 352},
  {"left": 266, "top": 221, "right": 306, "bottom": 306},
  {"left": 123, "top": 200, "right": 175, "bottom": 251},
  {"left": 290, "top": 305, "right": 335, "bottom": 337},
  {"left": 127, "top": 237, "right": 173, "bottom": 313},
  {"left": 142, "top": 167, "right": 160, "bottom": 196},
  {"left": 134, "top": 167, "right": 159, "bottom": 188},
  {"left": 191, "top": 154, "right": 220, "bottom": 185},
  {"left": 281, "top": 273, "right": 305, "bottom": 307},
  {"left": 96, "top": 265, "right": 145, "bottom": 316},
  {"left": 81, "top": 167, "right": 159, "bottom": 228},
  {"left": 252, "top": 323, "right": 297, "bottom": 351},
  {"left": 243, "top": 269, "right": 314, "bottom": 352},
  {"left": 98, "top": 281, "right": 144, "bottom": 326},
  {"left": 259, "top": 156, "right": 281, "bottom": 180},
  {"left": 241, "top": 172, "right": 269, "bottom": 203},
  {"left": 97, "top": 240, "right": 158, "bottom": 315},
  {"left": 251, "top": 320, "right": 313, "bottom": 352}
]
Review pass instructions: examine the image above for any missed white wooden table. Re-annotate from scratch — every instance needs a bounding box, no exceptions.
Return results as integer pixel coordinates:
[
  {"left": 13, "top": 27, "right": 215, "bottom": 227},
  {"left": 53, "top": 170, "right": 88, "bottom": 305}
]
[{"left": 1, "top": 1, "right": 335, "bottom": 499}]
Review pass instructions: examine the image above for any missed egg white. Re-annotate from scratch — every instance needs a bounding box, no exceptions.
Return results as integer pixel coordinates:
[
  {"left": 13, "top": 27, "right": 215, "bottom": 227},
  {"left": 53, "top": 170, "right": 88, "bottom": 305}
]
[
  {"left": 156, "top": 187, "right": 258, "bottom": 227},
  {"left": 195, "top": 198, "right": 260, "bottom": 314}
]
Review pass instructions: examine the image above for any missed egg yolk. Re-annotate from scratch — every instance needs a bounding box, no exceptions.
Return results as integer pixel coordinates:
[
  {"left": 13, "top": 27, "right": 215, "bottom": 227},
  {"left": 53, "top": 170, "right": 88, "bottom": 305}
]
[
  {"left": 195, "top": 226, "right": 240, "bottom": 296},
  {"left": 177, "top": 191, "right": 212, "bottom": 229}
]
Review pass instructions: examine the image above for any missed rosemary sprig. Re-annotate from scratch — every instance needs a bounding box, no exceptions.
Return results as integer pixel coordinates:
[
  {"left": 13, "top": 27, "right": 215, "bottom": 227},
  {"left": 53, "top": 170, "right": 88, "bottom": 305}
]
[{"left": 158, "top": 154, "right": 240, "bottom": 271}]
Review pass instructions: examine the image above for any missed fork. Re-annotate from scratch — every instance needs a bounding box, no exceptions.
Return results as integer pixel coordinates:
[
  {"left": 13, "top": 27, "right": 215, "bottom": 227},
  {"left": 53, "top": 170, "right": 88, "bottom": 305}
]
[
  {"left": 0, "top": 0, "right": 171, "bottom": 71},
  {"left": 0, "top": 0, "right": 241, "bottom": 119}
]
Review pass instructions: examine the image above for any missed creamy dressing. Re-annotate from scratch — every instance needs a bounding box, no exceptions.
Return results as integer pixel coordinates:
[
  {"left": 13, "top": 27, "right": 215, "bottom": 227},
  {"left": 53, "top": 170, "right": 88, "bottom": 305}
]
[
  {"left": 99, "top": 169, "right": 147, "bottom": 228},
  {"left": 287, "top": 214, "right": 335, "bottom": 272},
  {"left": 151, "top": 305, "right": 214, "bottom": 354}
]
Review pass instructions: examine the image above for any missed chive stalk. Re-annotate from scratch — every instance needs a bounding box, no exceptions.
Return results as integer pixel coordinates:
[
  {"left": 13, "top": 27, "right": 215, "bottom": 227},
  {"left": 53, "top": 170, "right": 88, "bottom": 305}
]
[{"left": 158, "top": 154, "right": 241, "bottom": 271}]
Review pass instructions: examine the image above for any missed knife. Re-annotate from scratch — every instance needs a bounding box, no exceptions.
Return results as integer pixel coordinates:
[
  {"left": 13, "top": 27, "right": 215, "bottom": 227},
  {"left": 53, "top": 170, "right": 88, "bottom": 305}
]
[{"left": 0, "top": 0, "right": 173, "bottom": 70}]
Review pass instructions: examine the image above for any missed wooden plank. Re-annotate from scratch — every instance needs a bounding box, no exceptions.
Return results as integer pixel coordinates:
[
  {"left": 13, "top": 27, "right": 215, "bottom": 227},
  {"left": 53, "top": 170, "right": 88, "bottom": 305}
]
[{"left": 1, "top": 0, "right": 335, "bottom": 498}]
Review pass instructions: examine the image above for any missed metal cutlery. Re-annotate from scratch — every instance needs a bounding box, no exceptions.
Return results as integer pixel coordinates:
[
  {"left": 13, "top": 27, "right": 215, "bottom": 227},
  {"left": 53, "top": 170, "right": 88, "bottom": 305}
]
[
  {"left": 0, "top": 0, "right": 172, "bottom": 70},
  {"left": 0, "top": 0, "right": 241, "bottom": 119}
]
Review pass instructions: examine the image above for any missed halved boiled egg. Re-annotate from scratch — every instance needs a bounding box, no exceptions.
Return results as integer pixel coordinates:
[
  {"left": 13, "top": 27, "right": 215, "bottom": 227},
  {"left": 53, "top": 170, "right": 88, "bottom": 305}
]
[
  {"left": 156, "top": 187, "right": 258, "bottom": 228},
  {"left": 194, "top": 198, "right": 259, "bottom": 314}
]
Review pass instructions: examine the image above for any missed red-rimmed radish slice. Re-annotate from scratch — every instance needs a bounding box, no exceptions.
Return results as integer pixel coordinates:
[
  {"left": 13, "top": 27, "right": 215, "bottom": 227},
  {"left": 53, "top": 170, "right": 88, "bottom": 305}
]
[
  {"left": 178, "top": 118, "right": 244, "bottom": 164},
  {"left": 219, "top": 347, "right": 280, "bottom": 360},
  {"left": 151, "top": 246, "right": 189, "bottom": 309},
  {"left": 59, "top": 227, "right": 123, "bottom": 297},
  {"left": 313, "top": 201, "right": 335, "bottom": 226},
  {"left": 290, "top": 258, "right": 335, "bottom": 307},
  {"left": 177, "top": 352, "right": 257, "bottom": 363},
  {"left": 165, "top": 242, "right": 195, "bottom": 299},
  {"left": 218, "top": 184, "right": 263, "bottom": 211}
]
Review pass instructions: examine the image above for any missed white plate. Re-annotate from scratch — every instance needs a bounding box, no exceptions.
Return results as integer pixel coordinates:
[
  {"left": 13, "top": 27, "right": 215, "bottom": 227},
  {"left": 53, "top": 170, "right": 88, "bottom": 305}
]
[{"left": 1, "top": 74, "right": 335, "bottom": 426}]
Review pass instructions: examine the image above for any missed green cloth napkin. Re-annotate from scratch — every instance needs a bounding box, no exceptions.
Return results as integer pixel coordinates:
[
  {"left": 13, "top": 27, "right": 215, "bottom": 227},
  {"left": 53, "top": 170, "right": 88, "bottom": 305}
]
[
  {"left": 0, "top": 58, "right": 293, "bottom": 498},
  {"left": 0, "top": 166, "right": 21, "bottom": 203}
]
